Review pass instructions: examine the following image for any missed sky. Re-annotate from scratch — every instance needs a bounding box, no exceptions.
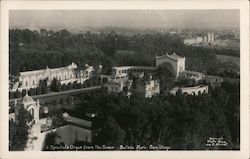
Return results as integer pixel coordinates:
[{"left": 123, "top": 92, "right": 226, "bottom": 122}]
[{"left": 9, "top": 10, "right": 240, "bottom": 30}]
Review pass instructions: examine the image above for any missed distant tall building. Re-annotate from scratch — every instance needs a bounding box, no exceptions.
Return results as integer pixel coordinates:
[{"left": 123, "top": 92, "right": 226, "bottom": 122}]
[
  {"left": 184, "top": 36, "right": 205, "bottom": 45},
  {"left": 207, "top": 32, "right": 215, "bottom": 43},
  {"left": 203, "top": 35, "right": 208, "bottom": 43}
]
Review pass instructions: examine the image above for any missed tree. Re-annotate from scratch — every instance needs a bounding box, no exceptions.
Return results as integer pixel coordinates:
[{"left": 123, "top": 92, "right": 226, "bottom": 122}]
[
  {"left": 72, "top": 81, "right": 78, "bottom": 89},
  {"left": 9, "top": 105, "right": 30, "bottom": 151},
  {"left": 50, "top": 78, "right": 61, "bottom": 92},
  {"left": 9, "top": 92, "right": 14, "bottom": 99},
  {"left": 51, "top": 112, "right": 65, "bottom": 129},
  {"left": 42, "top": 132, "right": 56, "bottom": 151},
  {"left": 156, "top": 64, "right": 175, "bottom": 93},
  {"left": 83, "top": 79, "right": 92, "bottom": 88},
  {"left": 67, "top": 82, "right": 72, "bottom": 90},
  {"left": 39, "top": 79, "right": 49, "bottom": 94},
  {"left": 122, "top": 86, "right": 129, "bottom": 95},
  {"left": 95, "top": 116, "right": 125, "bottom": 147},
  {"left": 21, "top": 89, "right": 27, "bottom": 97},
  {"left": 14, "top": 90, "right": 22, "bottom": 98},
  {"left": 76, "top": 83, "right": 82, "bottom": 89},
  {"left": 102, "top": 77, "right": 108, "bottom": 83},
  {"left": 28, "top": 88, "right": 36, "bottom": 96},
  {"left": 61, "top": 84, "right": 67, "bottom": 91},
  {"left": 36, "top": 87, "right": 42, "bottom": 95}
]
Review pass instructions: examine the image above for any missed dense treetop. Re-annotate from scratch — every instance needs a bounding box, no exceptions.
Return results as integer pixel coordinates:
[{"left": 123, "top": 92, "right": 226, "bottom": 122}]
[
  {"left": 69, "top": 80, "right": 239, "bottom": 150},
  {"left": 9, "top": 29, "right": 239, "bottom": 76}
]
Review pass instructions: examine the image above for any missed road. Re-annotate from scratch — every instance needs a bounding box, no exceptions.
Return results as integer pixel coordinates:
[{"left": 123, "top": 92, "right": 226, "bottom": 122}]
[{"left": 9, "top": 85, "right": 105, "bottom": 105}]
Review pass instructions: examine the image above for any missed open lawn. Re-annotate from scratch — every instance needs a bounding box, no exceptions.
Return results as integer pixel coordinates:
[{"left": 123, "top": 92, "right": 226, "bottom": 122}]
[{"left": 216, "top": 54, "right": 240, "bottom": 67}]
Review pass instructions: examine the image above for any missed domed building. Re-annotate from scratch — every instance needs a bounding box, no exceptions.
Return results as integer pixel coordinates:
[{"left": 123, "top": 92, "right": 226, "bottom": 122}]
[{"left": 22, "top": 94, "right": 40, "bottom": 124}]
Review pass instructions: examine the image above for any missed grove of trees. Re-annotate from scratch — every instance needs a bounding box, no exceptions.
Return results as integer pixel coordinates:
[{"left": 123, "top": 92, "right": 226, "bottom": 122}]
[
  {"left": 9, "top": 29, "right": 239, "bottom": 77},
  {"left": 70, "top": 80, "right": 239, "bottom": 150},
  {"left": 9, "top": 28, "right": 240, "bottom": 151},
  {"left": 9, "top": 105, "right": 31, "bottom": 151}
]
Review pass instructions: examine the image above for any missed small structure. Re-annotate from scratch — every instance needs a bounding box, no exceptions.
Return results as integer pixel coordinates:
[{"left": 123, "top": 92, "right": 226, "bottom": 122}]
[
  {"left": 112, "top": 66, "right": 155, "bottom": 79},
  {"left": 21, "top": 94, "right": 41, "bottom": 124},
  {"left": 107, "top": 78, "right": 133, "bottom": 96},
  {"left": 179, "top": 70, "right": 205, "bottom": 82},
  {"left": 184, "top": 32, "right": 215, "bottom": 45},
  {"left": 77, "top": 64, "right": 95, "bottom": 84},
  {"left": 205, "top": 75, "right": 224, "bottom": 89},
  {"left": 134, "top": 77, "right": 160, "bottom": 98}
]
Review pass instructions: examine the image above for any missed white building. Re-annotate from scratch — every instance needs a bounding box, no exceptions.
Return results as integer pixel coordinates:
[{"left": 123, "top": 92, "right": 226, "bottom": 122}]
[
  {"left": 112, "top": 66, "right": 155, "bottom": 79},
  {"left": 184, "top": 32, "right": 215, "bottom": 45},
  {"left": 10, "top": 63, "right": 96, "bottom": 92},
  {"left": 112, "top": 53, "right": 186, "bottom": 79},
  {"left": 184, "top": 38, "right": 197, "bottom": 45},
  {"left": 134, "top": 77, "right": 160, "bottom": 98},
  {"left": 207, "top": 32, "right": 215, "bottom": 43},
  {"left": 203, "top": 35, "right": 208, "bottom": 42},
  {"left": 144, "top": 79, "right": 160, "bottom": 98},
  {"left": 196, "top": 36, "right": 203, "bottom": 43},
  {"left": 179, "top": 70, "right": 205, "bottom": 82},
  {"left": 107, "top": 78, "right": 133, "bottom": 96},
  {"left": 11, "top": 63, "right": 78, "bottom": 91},
  {"left": 77, "top": 64, "right": 95, "bottom": 84},
  {"left": 205, "top": 75, "right": 223, "bottom": 88},
  {"left": 9, "top": 94, "right": 93, "bottom": 151}
]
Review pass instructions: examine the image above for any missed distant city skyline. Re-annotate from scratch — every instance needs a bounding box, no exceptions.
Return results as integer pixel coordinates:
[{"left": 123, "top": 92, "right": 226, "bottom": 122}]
[{"left": 10, "top": 10, "right": 239, "bottom": 31}]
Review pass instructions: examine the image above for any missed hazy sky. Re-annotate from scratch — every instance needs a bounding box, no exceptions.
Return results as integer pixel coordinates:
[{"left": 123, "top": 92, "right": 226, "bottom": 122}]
[{"left": 9, "top": 10, "right": 239, "bottom": 30}]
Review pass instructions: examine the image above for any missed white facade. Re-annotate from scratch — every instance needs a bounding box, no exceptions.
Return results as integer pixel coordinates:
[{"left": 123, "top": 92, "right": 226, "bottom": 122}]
[
  {"left": 112, "top": 66, "right": 155, "bottom": 79},
  {"left": 207, "top": 32, "right": 215, "bottom": 43},
  {"left": 107, "top": 82, "right": 123, "bottom": 94},
  {"left": 113, "top": 53, "right": 186, "bottom": 79},
  {"left": 203, "top": 36, "right": 208, "bottom": 42},
  {"left": 134, "top": 78, "right": 160, "bottom": 98},
  {"left": 107, "top": 78, "right": 133, "bottom": 95},
  {"left": 184, "top": 38, "right": 197, "bottom": 45},
  {"left": 179, "top": 70, "right": 205, "bottom": 82},
  {"left": 12, "top": 63, "right": 78, "bottom": 91},
  {"left": 144, "top": 80, "right": 160, "bottom": 98},
  {"left": 10, "top": 63, "right": 96, "bottom": 91},
  {"left": 184, "top": 36, "right": 203, "bottom": 45},
  {"left": 196, "top": 36, "right": 203, "bottom": 43},
  {"left": 77, "top": 65, "right": 95, "bottom": 84},
  {"left": 169, "top": 85, "right": 208, "bottom": 95},
  {"left": 184, "top": 32, "right": 215, "bottom": 45},
  {"left": 156, "top": 53, "right": 186, "bottom": 78}
]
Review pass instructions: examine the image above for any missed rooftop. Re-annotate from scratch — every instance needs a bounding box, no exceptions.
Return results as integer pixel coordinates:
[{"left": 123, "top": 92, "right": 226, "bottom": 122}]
[
  {"left": 156, "top": 52, "right": 185, "bottom": 61},
  {"left": 22, "top": 94, "right": 35, "bottom": 104},
  {"left": 63, "top": 112, "right": 92, "bottom": 129},
  {"left": 20, "top": 63, "right": 77, "bottom": 76},
  {"left": 166, "top": 52, "right": 184, "bottom": 60}
]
